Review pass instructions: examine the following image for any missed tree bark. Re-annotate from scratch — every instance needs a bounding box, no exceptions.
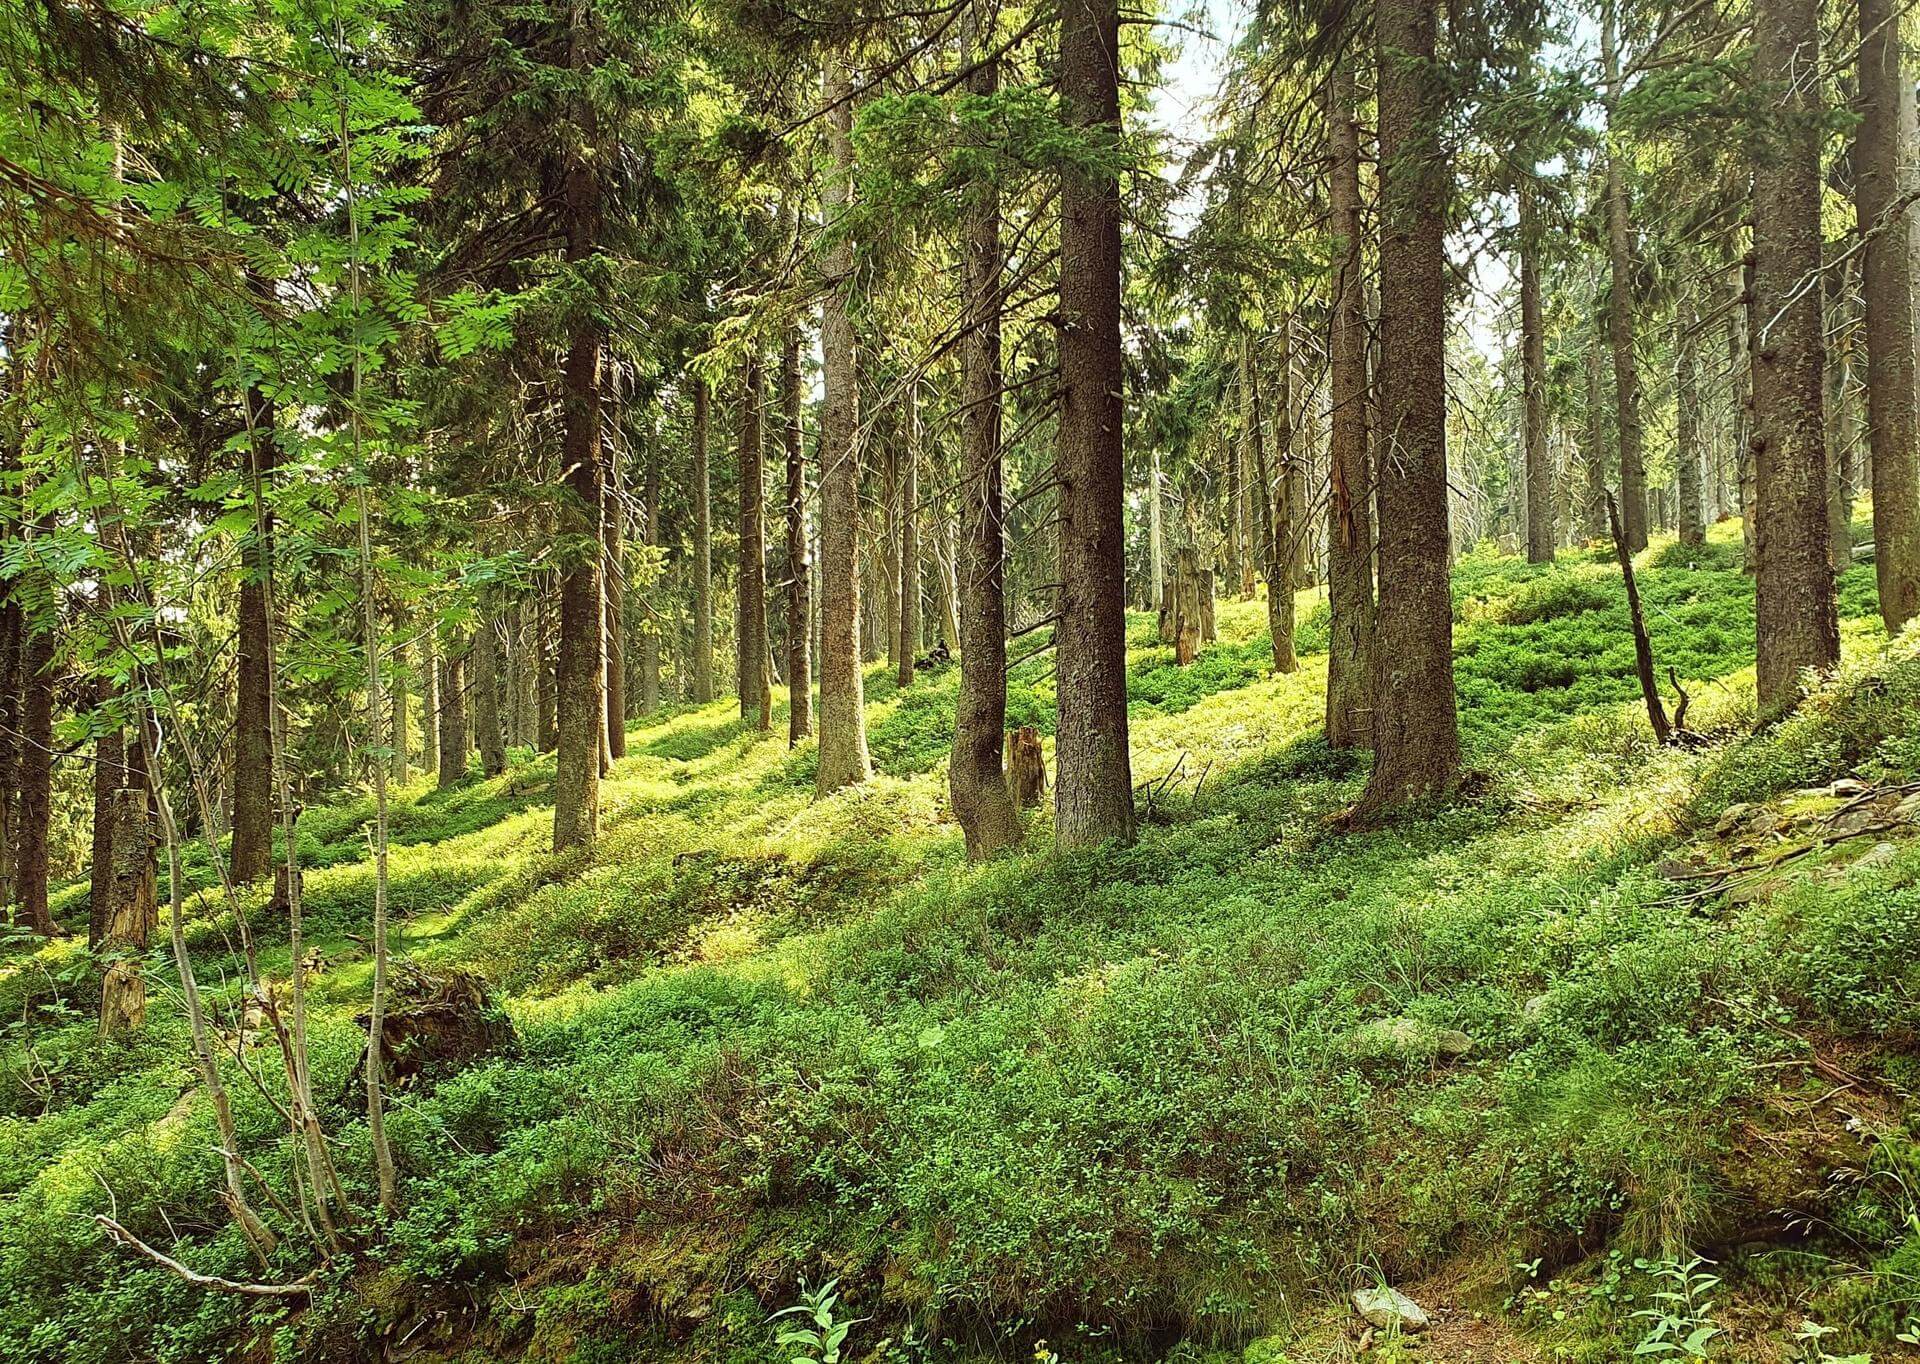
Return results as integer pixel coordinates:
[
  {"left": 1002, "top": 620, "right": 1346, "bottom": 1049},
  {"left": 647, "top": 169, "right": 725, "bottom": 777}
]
[
  {"left": 782, "top": 328, "right": 812, "bottom": 740},
  {"left": 89, "top": 677, "right": 123, "bottom": 950},
  {"left": 1751, "top": 0, "right": 1840, "bottom": 713},
  {"left": 1676, "top": 304, "right": 1707, "bottom": 546},
  {"left": 0, "top": 585, "right": 21, "bottom": 903},
  {"left": 738, "top": 352, "right": 772, "bottom": 730},
  {"left": 1602, "top": 0, "right": 1648, "bottom": 551},
  {"left": 1248, "top": 330, "right": 1297, "bottom": 672},
  {"left": 1519, "top": 184, "right": 1554, "bottom": 563},
  {"left": 1858, "top": 0, "right": 1920, "bottom": 630},
  {"left": 952, "top": 1, "right": 1023, "bottom": 857},
  {"left": 690, "top": 378, "right": 715, "bottom": 705},
  {"left": 897, "top": 375, "right": 922, "bottom": 686},
  {"left": 389, "top": 633, "right": 411, "bottom": 784},
  {"left": 1325, "top": 63, "right": 1375, "bottom": 748},
  {"left": 552, "top": 48, "right": 606, "bottom": 849},
  {"left": 816, "top": 56, "right": 873, "bottom": 794},
  {"left": 437, "top": 635, "right": 469, "bottom": 787},
  {"left": 230, "top": 377, "right": 276, "bottom": 885},
  {"left": 604, "top": 429, "right": 627, "bottom": 759},
  {"left": 641, "top": 431, "right": 664, "bottom": 716},
  {"left": 98, "top": 786, "right": 156, "bottom": 1035},
  {"left": 472, "top": 615, "right": 506, "bottom": 777},
  {"left": 1356, "top": 0, "right": 1461, "bottom": 819},
  {"left": 422, "top": 623, "right": 442, "bottom": 774},
  {"left": 1054, "top": 0, "right": 1134, "bottom": 848},
  {"left": 535, "top": 590, "right": 557, "bottom": 750}
]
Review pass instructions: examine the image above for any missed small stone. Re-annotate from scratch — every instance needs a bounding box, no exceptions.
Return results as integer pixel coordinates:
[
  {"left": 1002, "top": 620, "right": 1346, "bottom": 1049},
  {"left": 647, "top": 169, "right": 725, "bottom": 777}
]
[
  {"left": 1855, "top": 842, "right": 1899, "bottom": 871},
  {"left": 1345, "top": 1016, "right": 1474, "bottom": 1063},
  {"left": 1830, "top": 809, "right": 1877, "bottom": 837},
  {"left": 1522, "top": 993, "right": 1550, "bottom": 1022},
  {"left": 1655, "top": 858, "right": 1694, "bottom": 881},
  {"left": 1896, "top": 794, "right": 1920, "bottom": 823},
  {"left": 1351, "top": 1287, "right": 1430, "bottom": 1333},
  {"left": 1746, "top": 808, "right": 1782, "bottom": 838},
  {"left": 1714, "top": 803, "right": 1755, "bottom": 835}
]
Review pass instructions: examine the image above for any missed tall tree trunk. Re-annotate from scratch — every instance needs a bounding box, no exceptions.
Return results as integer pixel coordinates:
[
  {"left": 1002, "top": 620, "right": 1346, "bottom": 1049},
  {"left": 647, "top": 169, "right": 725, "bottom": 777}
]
[
  {"left": 1601, "top": 0, "right": 1648, "bottom": 551},
  {"left": 552, "top": 58, "right": 606, "bottom": 848},
  {"left": 12, "top": 619, "right": 55, "bottom": 933},
  {"left": 816, "top": 57, "right": 872, "bottom": 793},
  {"left": 690, "top": 378, "right": 715, "bottom": 704},
  {"left": 738, "top": 352, "right": 771, "bottom": 730},
  {"left": 1519, "top": 184, "right": 1554, "bottom": 563},
  {"left": 535, "top": 591, "right": 557, "bottom": 750},
  {"left": 1751, "top": 0, "right": 1840, "bottom": 712},
  {"left": 1054, "top": 0, "right": 1134, "bottom": 848},
  {"left": 98, "top": 786, "right": 155, "bottom": 1035},
  {"left": 604, "top": 434, "right": 627, "bottom": 759},
  {"left": 230, "top": 378, "right": 276, "bottom": 885},
  {"left": 0, "top": 587, "right": 21, "bottom": 903},
  {"left": 1325, "top": 63, "right": 1375, "bottom": 748},
  {"left": 1148, "top": 446, "right": 1166, "bottom": 603},
  {"left": 897, "top": 374, "right": 922, "bottom": 686},
  {"left": 952, "top": 1, "right": 1023, "bottom": 857},
  {"left": 1676, "top": 304, "right": 1707, "bottom": 546},
  {"left": 472, "top": 615, "right": 506, "bottom": 777},
  {"left": 1356, "top": 0, "right": 1461, "bottom": 819},
  {"left": 1732, "top": 259, "right": 1759, "bottom": 569},
  {"left": 1857, "top": 0, "right": 1920, "bottom": 630},
  {"left": 422, "top": 623, "right": 441, "bottom": 775},
  {"left": 437, "top": 635, "right": 469, "bottom": 787},
  {"left": 641, "top": 433, "right": 664, "bottom": 716},
  {"left": 1826, "top": 263, "right": 1857, "bottom": 572},
  {"left": 389, "top": 633, "right": 411, "bottom": 784},
  {"left": 1250, "top": 329, "right": 1297, "bottom": 672},
  {"left": 89, "top": 678, "right": 122, "bottom": 949},
  {"left": 783, "top": 325, "right": 812, "bottom": 741}
]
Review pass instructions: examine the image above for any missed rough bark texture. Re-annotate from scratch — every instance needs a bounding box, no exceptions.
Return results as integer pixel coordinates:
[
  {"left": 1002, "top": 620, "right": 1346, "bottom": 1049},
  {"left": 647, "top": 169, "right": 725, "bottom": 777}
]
[
  {"left": 1676, "top": 306, "right": 1707, "bottom": 546},
  {"left": 1602, "top": 0, "right": 1648, "bottom": 551},
  {"left": 230, "top": 379, "right": 277, "bottom": 885},
  {"left": 1325, "top": 64, "right": 1375, "bottom": 749},
  {"left": 98, "top": 786, "right": 156, "bottom": 1035},
  {"left": 1858, "top": 0, "right": 1920, "bottom": 630},
  {"left": 471, "top": 616, "right": 506, "bottom": 777},
  {"left": 815, "top": 55, "right": 872, "bottom": 795},
  {"left": 1053, "top": 0, "right": 1134, "bottom": 848},
  {"left": 0, "top": 585, "right": 22, "bottom": 903},
  {"left": 12, "top": 619, "right": 55, "bottom": 932},
  {"left": 422, "top": 625, "right": 442, "bottom": 774},
  {"left": 690, "top": 378, "right": 715, "bottom": 705},
  {"left": 950, "top": 5, "right": 1023, "bottom": 858},
  {"left": 896, "top": 377, "right": 922, "bottom": 688},
  {"left": 1519, "top": 185, "right": 1554, "bottom": 563},
  {"left": 783, "top": 327, "right": 812, "bottom": 742},
  {"left": 1356, "top": 0, "right": 1461, "bottom": 819},
  {"left": 640, "top": 436, "right": 663, "bottom": 716},
  {"left": 603, "top": 430, "right": 627, "bottom": 759},
  {"left": 1249, "top": 331, "right": 1297, "bottom": 672},
  {"left": 389, "top": 635, "right": 411, "bottom": 784},
  {"left": 437, "top": 638, "right": 468, "bottom": 788},
  {"left": 738, "top": 353, "right": 771, "bottom": 730},
  {"left": 552, "top": 67, "right": 606, "bottom": 849},
  {"left": 1751, "top": 0, "right": 1840, "bottom": 713}
]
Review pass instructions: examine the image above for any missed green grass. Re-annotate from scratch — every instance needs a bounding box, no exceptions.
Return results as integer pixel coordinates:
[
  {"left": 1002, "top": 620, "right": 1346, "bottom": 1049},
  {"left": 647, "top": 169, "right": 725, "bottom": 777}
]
[{"left": 5, "top": 520, "right": 1920, "bottom": 1363}]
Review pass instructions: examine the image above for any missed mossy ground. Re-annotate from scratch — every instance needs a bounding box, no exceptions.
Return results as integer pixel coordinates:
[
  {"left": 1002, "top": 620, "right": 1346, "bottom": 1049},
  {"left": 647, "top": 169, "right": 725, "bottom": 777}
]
[{"left": 7, "top": 520, "right": 1920, "bottom": 1363}]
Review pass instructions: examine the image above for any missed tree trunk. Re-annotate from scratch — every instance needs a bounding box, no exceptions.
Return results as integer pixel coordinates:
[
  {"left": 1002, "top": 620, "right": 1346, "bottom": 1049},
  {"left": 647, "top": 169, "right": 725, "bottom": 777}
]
[
  {"left": 230, "top": 380, "right": 276, "bottom": 884},
  {"left": 897, "top": 375, "right": 922, "bottom": 686},
  {"left": 1054, "top": 0, "right": 1134, "bottom": 848},
  {"left": 471, "top": 615, "right": 506, "bottom": 777},
  {"left": 951, "top": 2, "right": 1024, "bottom": 856},
  {"left": 422, "top": 623, "right": 441, "bottom": 775},
  {"left": 1858, "top": 0, "right": 1920, "bottom": 630},
  {"left": 641, "top": 433, "right": 664, "bottom": 716},
  {"left": 1602, "top": 0, "right": 1648, "bottom": 552},
  {"left": 0, "top": 586, "right": 21, "bottom": 903},
  {"left": 437, "top": 635, "right": 469, "bottom": 788},
  {"left": 690, "top": 377, "right": 715, "bottom": 705},
  {"left": 552, "top": 58, "right": 606, "bottom": 849},
  {"left": 1826, "top": 264, "right": 1857, "bottom": 573},
  {"left": 1356, "top": 0, "right": 1461, "bottom": 819},
  {"left": 12, "top": 619, "right": 55, "bottom": 932},
  {"left": 1676, "top": 305, "right": 1707, "bottom": 546},
  {"left": 816, "top": 55, "right": 872, "bottom": 795},
  {"left": 389, "top": 633, "right": 411, "bottom": 784},
  {"left": 738, "top": 352, "right": 772, "bottom": 730},
  {"left": 98, "top": 786, "right": 156, "bottom": 1035},
  {"left": 89, "top": 677, "right": 123, "bottom": 950},
  {"left": 1519, "top": 184, "right": 1554, "bottom": 563},
  {"left": 536, "top": 590, "right": 557, "bottom": 749},
  {"left": 1732, "top": 260, "right": 1759, "bottom": 569},
  {"left": 1325, "top": 64, "right": 1375, "bottom": 748},
  {"left": 604, "top": 430, "right": 627, "bottom": 759},
  {"left": 1251, "top": 328, "right": 1298, "bottom": 672},
  {"left": 1751, "top": 0, "right": 1840, "bottom": 713},
  {"left": 1148, "top": 446, "right": 1166, "bottom": 603}
]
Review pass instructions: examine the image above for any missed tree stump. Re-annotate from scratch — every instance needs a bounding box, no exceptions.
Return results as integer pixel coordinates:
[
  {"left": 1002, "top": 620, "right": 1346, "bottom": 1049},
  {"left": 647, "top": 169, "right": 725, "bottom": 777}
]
[
  {"left": 1005, "top": 725, "right": 1048, "bottom": 810},
  {"left": 347, "top": 965, "right": 515, "bottom": 1107},
  {"left": 99, "top": 787, "right": 156, "bottom": 1037},
  {"left": 1171, "top": 547, "right": 1203, "bottom": 665}
]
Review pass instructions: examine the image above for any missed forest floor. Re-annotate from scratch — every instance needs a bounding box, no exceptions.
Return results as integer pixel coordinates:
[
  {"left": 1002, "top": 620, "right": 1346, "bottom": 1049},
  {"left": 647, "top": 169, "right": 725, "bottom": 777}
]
[{"left": 8, "top": 520, "right": 1920, "bottom": 1363}]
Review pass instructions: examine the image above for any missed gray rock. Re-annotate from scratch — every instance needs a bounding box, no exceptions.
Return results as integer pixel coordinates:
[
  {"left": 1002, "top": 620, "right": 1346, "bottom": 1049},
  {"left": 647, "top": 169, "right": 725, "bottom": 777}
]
[
  {"left": 1855, "top": 842, "right": 1899, "bottom": 871},
  {"left": 1831, "top": 778, "right": 1868, "bottom": 797},
  {"left": 1345, "top": 1016, "right": 1473, "bottom": 1063},
  {"left": 1830, "top": 808, "right": 1878, "bottom": 837},
  {"left": 1714, "top": 803, "right": 1755, "bottom": 835},
  {"left": 1896, "top": 793, "right": 1920, "bottom": 823},
  {"left": 1351, "top": 1287, "right": 1430, "bottom": 1333}
]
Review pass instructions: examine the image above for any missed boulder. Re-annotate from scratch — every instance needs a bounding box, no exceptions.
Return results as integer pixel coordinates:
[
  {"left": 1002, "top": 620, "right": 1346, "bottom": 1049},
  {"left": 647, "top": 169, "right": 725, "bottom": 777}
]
[
  {"left": 1713, "top": 804, "right": 1754, "bottom": 836},
  {"left": 1345, "top": 1016, "right": 1473, "bottom": 1064},
  {"left": 1351, "top": 1287, "right": 1430, "bottom": 1332}
]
